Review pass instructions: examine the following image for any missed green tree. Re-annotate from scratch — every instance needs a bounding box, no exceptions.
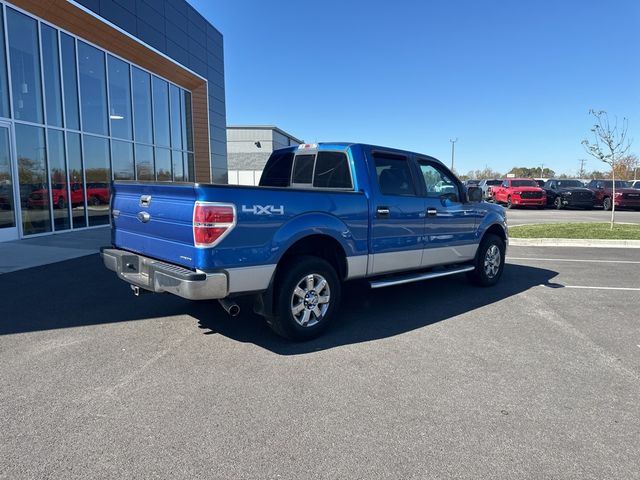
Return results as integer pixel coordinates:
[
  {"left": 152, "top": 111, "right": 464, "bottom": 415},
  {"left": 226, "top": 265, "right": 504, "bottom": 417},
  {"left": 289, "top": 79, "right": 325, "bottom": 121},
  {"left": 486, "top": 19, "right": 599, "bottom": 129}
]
[{"left": 581, "top": 109, "right": 632, "bottom": 228}]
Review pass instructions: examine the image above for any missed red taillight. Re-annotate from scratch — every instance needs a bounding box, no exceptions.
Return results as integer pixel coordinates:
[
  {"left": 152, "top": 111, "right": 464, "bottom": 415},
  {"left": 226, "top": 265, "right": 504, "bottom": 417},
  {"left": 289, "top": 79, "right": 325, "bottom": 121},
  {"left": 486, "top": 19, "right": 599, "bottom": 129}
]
[{"left": 193, "top": 202, "right": 235, "bottom": 248}]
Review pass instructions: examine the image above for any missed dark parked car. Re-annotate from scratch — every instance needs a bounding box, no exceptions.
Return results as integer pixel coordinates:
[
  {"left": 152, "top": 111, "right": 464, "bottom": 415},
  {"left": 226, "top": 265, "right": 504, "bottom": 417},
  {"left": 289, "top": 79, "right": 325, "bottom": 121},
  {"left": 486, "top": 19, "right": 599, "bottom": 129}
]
[
  {"left": 586, "top": 179, "right": 640, "bottom": 211},
  {"left": 478, "top": 179, "right": 502, "bottom": 201},
  {"left": 631, "top": 180, "right": 640, "bottom": 189},
  {"left": 543, "top": 179, "right": 595, "bottom": 209}
]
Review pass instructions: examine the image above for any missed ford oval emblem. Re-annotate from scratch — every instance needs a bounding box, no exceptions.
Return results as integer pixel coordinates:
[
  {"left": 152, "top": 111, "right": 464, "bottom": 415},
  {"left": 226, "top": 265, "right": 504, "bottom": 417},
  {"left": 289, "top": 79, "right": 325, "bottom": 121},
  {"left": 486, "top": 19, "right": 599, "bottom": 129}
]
[{"left": 137, "top": 211, "right": 151, "bottom": 223}]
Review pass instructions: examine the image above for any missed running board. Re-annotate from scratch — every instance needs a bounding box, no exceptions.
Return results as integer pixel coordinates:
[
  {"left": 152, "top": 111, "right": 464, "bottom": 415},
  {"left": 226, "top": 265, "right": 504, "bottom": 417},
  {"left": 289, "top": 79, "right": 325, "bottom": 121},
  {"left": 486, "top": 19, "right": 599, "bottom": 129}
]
[{"left": 369, "top": 265, "right": 475, "bottom": 289}]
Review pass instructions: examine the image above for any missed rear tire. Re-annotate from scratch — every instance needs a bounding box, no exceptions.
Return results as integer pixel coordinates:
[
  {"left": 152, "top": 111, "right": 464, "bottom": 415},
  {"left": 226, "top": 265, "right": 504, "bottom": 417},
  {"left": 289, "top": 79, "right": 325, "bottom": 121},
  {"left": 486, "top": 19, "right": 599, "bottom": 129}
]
[
  {"left": 603, "top": 197, "right": 612, "bottom": 211},
  {"left": 467, "top": 234, "right": 505, "bottom": 287},
  {"left": 267, "top": 256, "right": 341, "bottom": 341}
]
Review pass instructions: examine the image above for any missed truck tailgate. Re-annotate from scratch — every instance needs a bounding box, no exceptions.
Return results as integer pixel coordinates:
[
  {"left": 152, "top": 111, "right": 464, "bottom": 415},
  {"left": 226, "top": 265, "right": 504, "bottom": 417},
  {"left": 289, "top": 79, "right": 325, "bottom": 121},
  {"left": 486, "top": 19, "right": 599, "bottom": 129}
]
[{"left": 112, "top": 182, "right": 198, "bottom": 270}]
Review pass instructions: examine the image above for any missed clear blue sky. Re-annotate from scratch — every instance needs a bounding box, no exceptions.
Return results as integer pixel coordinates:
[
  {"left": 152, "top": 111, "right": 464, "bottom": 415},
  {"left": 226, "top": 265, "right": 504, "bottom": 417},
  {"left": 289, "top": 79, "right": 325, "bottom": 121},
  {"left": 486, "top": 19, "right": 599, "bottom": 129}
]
[{"left": 189, "top": 0, "right": 639, "bottom": 176}]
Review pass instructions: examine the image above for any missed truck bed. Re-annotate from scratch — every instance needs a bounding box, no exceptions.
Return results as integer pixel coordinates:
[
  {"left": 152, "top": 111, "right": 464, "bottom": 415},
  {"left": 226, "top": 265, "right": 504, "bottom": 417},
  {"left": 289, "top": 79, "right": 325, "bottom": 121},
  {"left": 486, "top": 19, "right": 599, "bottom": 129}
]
[{"left": 111, "top": 181, "right": 369, "bottom": 272}]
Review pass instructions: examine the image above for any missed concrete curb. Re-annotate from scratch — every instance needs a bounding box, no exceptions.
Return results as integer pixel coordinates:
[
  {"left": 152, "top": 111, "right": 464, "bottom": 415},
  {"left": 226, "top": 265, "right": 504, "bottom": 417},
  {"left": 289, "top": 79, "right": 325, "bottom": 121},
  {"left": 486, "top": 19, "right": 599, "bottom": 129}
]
[{"left": 509, "top": 238, "right": 640, "bottom": 248}]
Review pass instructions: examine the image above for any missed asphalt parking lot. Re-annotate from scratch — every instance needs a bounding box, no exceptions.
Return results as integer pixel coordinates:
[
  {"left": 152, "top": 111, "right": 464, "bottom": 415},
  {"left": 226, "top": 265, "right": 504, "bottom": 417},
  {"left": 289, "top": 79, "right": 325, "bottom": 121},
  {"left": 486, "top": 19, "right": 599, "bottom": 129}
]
[{"left": 1, "top": 245, "right": 639, "bottom": 479}]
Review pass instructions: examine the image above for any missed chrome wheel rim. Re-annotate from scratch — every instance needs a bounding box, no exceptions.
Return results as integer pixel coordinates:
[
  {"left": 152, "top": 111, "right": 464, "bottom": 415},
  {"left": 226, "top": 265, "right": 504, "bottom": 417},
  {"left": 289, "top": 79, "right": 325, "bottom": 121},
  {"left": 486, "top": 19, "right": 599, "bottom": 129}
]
[
  {"left": 484, "top": 245, "right": 501, "bottom": 278},
  {"left": 290, "top": 273, "right": 331, "bottom": 327}
]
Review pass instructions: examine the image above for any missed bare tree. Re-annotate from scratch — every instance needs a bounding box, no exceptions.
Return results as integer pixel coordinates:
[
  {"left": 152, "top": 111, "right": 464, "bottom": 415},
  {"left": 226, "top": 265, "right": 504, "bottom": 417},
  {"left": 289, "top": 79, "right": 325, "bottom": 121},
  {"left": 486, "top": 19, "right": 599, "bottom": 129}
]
[{"left": 581, "top": 109, "right": 632, "bottom": 228}]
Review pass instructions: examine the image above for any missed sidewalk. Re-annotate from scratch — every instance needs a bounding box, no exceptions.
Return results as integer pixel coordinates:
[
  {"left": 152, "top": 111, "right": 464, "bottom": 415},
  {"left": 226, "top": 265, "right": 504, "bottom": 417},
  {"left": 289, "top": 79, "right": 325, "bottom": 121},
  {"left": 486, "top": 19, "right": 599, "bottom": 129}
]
[{"left": 0, "top": 227, "right": 109, "bottom": 274}]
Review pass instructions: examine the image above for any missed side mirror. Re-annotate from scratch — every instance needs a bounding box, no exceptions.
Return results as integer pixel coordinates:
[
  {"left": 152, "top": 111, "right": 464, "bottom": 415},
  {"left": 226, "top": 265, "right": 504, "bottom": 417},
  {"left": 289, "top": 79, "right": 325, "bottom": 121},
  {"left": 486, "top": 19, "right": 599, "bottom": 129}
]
[{"left": 467, "top": 186, "right": 483, "bottom": 202}]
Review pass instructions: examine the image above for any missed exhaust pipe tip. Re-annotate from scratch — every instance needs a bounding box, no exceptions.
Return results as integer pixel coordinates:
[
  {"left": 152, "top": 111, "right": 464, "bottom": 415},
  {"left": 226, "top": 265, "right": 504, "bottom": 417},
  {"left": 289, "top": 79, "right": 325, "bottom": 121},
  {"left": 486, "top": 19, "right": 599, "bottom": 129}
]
[{"left": 219, "top": 299, "right": 240, "bottom": 317}]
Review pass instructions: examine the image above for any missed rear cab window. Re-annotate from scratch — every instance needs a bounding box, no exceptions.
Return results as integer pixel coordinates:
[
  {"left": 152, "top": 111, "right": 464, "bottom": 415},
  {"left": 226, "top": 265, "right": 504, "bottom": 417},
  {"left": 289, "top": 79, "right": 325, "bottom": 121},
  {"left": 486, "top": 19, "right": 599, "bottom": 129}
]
[
  {"left": 260, "top": 147, "right": 354, "bottom": 191},
  {"left": 291, "top": 154, "right": 315, "bottom": 186},
  {"left": 259, "top": 150, "right": 294, "bottom": 187},
  {"left": 313, "top": 152, "right": 352, "bottom": 189}
]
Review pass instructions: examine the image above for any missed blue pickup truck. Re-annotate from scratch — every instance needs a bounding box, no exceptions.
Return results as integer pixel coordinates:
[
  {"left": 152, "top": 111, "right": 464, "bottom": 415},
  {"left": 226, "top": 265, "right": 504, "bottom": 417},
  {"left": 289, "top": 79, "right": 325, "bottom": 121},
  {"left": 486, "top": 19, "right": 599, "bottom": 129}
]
[{"left": 102, "top": 143, "right": 507, "bottom": 340}]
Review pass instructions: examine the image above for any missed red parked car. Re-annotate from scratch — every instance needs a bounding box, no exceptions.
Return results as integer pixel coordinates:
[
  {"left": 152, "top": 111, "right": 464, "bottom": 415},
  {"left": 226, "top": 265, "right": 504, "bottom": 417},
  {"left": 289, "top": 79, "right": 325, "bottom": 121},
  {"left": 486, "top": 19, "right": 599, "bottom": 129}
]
[
  {"left": 491, "top": 178, "right": 546, "bottom": 209},
  {"left": 586, "top": 179, "right": 640, "bottom": 211},
  {"left": 28, "top": 183, "right": 85, "bottom": 209}
]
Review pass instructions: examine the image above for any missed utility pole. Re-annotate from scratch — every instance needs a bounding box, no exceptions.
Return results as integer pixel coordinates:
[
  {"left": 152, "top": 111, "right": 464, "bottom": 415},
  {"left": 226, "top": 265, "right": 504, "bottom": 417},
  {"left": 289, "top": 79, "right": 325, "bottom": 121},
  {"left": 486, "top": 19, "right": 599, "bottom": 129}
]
[
  {"left": 539, "top": 163, "right": 545, "bottom": 178},
  {"left": 578, "top": 159, "right": 587, "bottom": 179},
  {"left": 449, "top": 138, "right": 458, "bottom": 171}
]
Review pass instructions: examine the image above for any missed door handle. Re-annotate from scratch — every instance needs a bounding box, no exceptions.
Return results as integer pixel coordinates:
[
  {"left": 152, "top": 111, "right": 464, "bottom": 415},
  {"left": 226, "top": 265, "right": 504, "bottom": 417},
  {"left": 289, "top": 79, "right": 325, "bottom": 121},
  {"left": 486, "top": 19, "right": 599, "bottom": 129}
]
[
  {"left": 376, "top": 207, "right": 390, "bottom": 217},
  {"left": 427, "top": 208, "right": 437, "bottom": 217}
]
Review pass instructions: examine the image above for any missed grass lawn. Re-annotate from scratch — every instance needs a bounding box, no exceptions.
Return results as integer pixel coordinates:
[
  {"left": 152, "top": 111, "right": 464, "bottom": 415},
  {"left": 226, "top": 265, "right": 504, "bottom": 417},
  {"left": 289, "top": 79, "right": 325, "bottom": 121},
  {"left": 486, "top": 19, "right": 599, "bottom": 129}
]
[{"left": 509, "top": 223, "right": 640, "bottom": 240}]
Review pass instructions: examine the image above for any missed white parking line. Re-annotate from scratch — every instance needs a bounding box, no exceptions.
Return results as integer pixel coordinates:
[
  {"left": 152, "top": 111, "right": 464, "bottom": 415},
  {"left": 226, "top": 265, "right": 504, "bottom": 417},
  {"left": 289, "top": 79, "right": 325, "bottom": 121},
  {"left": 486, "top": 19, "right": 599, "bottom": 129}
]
[
  {"left": 562, "top": 285, "right": 640, "bottom": 292},
  {"left": 509, "top": 257, "right": 640, "bottom": 265}
]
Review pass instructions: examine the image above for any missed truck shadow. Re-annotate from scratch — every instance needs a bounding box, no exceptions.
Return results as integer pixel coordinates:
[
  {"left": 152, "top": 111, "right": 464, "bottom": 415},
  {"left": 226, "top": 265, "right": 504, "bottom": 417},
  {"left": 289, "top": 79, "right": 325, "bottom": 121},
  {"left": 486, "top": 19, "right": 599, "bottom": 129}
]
[
  {"left": 196, "top": 263, "right": 559, "bottom": 355},
  {"left": 0, "top": 255, "right": 557, "bottom": 356}
]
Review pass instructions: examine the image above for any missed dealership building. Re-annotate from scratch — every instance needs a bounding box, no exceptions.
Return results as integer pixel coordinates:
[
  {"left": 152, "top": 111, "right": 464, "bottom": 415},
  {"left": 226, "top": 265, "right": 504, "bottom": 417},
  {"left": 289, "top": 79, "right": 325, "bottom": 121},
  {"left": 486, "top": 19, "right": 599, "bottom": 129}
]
[
  {"left": 0, "top": 0, "right": 226, "bottom": 242},
  {"left": 227, "top": 125, "right": 302, "bottom": 186}
]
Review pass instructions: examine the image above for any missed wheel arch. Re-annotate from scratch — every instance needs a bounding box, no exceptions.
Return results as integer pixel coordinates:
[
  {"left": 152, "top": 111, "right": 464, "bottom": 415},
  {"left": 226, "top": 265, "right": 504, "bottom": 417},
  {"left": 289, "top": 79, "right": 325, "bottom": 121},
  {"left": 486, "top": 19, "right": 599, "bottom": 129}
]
[
  {"left": 255, "top": 233, "right": 349, "bottom": 318},
  {"left": 481, "top": 222, "right": 507, "bottom": 244}
]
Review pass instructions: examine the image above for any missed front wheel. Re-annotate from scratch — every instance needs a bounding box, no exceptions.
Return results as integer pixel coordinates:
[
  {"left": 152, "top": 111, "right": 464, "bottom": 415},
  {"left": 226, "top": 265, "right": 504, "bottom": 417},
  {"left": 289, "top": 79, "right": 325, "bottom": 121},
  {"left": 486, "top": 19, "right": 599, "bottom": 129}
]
[
  {"left": 602, "top": 197, "right": 612, "bottom": 211},
  {"left": 267, "top": 256, "right": 341, "bottom": 340},
  {"left": 467, "top": 234, "right": 506, "bottom": 287},
  {"left": 554, "top": 197, "right": 563, "bottom": 209},
  {"left": 506, "top": 196, "right": 513, "bottom": 209}
]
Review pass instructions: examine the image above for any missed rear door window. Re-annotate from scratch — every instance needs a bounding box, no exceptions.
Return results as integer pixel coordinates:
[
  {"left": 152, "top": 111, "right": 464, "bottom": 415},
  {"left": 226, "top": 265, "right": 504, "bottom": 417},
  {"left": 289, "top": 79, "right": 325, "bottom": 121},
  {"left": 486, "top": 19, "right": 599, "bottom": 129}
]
[
  {"left": 373, "top": 154, "right": 416, "bottom": 196},
  {"left": 313, "top": 151, "right": 352, "bottom": 189}
]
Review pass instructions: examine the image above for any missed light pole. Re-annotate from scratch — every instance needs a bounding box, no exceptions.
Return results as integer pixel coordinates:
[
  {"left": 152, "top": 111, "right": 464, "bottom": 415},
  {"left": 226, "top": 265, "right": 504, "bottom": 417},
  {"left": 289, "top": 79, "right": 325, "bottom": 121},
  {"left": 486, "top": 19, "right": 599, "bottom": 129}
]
[
  {"left": 449, "top": 138, "right": 458, "bottom": 171},
  {"left": 539, "top": 163, "right": 545, "bottom": 178}
]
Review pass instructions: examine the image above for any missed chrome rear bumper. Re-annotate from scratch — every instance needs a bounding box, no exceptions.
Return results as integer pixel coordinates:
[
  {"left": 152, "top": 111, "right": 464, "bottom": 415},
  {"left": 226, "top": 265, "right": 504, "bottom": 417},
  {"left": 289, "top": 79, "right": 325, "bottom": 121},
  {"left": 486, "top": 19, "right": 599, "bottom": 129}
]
[{"left": 101, "top": 248, "right": 228, "bottom": 300}]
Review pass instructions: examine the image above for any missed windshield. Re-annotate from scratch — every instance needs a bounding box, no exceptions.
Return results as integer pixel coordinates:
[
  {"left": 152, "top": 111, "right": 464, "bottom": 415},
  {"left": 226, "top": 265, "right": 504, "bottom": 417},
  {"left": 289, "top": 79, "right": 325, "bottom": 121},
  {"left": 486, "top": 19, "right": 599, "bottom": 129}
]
[
  {"left": 556, "top": 180, "right": 583, "bottom": 188},
  {"left": 511, "top": 180, "right": 538, "bottom": 187},
  {"left": 486, "top": 180, "right": 502, "bottom": 185}
]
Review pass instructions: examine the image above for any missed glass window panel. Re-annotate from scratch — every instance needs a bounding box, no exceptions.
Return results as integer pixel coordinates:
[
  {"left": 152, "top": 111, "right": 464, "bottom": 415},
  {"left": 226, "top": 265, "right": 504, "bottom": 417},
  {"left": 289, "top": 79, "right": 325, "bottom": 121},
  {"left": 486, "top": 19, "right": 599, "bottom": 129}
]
[
  {"left": 131, "top": 67, "right": 152, "bottom": 144},
  {"left": 373, "top": 154, "right": 416, "bottom": 196},
  {"left": 169, "top": 84, "right": 182, "bottom": 149},
  {"left": 107, "top": 55, "right": 132, "bottom": 140},
  {"left": 155, "top": 147, "right": 171, "bottom": 181},
  {"left": 172, "top": 150, "right": 183, "bottom": 181},
  {"left": 292, "top": 154, "right": 315, "bottom": 184},
  {"left": 47, "top": 129, "right": 70, "bottom": 230},
  {"left": 185, "top": 152, "right": 194, "bottom": 182},
  {"left": 61, "top": 33, "right": 79, "bottom": 130},
  {"left": 0, "top": 9, "right": 10, "bottom": 118},
  {"left": 182, "top": 90, "right": 193, "bottom": 151},
  {"left": 7, "top": 8, "right": 43, "bottom": 123},
  {"left": 135, "top": 144, "right": 154, "bottom": 180},
  {"left": 0, "top": 127, "right": 15, "bottom": 228},
  {"left": 259, "top": 150, "right": 294, "bottom": 187},
  {"left": 313, "top": 152, "right": 352, "bottom": 189},
  {"left": 41, "top": 25, "right": 63, "bottom": 127},
  {"left": 83, "top": 135, "right": 110, "bottom": 226},
  {"left": 67, "top": 132, "right": 86, "bottom": 228},
  {"left": 16, "top": 124, "right": 50, "bottom": 235},
  {"left": 152, "top": 76, "right": 170, "bottom": 147},
  {"left": 78, "top": 41, "right": 108, "bottom": 135},
  {"left": 112, "top": 140, "right": 134, "bottom": 180}
]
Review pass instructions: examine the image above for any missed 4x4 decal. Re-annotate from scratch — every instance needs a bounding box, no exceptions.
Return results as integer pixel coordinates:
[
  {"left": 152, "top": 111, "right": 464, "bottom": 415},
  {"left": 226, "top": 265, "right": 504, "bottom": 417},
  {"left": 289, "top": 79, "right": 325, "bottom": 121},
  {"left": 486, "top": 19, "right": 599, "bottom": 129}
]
[{"left": 242, "top": 205, "right": 285, "bottom": 215}]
